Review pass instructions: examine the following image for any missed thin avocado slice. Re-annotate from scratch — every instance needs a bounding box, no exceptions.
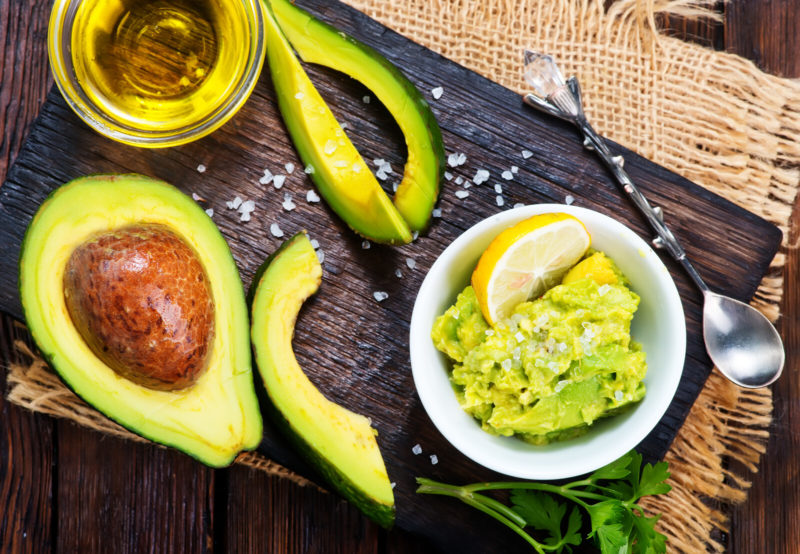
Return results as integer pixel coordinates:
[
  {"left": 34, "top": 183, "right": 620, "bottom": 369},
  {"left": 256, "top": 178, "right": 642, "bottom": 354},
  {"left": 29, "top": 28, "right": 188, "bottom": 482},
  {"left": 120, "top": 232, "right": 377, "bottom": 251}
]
[
  {"left": 269, "top": 0, "right": 445, "bottom": 232},
  {"left": 19, "top": 174, "right": 262, "bottom": 467},
  {"left": 249, "top": 232, "right": 395, "bottom": 528},
  {"left": 264, "top": 6, "right": 412, "bottom": 245}
]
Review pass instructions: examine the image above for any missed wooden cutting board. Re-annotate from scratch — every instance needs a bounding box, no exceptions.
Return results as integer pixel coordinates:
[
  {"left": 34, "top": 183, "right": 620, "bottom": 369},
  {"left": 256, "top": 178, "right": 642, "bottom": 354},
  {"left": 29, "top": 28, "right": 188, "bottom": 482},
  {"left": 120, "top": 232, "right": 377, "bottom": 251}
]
[{"left": 0, "top": 1, "right": 781, "bottom": 551}]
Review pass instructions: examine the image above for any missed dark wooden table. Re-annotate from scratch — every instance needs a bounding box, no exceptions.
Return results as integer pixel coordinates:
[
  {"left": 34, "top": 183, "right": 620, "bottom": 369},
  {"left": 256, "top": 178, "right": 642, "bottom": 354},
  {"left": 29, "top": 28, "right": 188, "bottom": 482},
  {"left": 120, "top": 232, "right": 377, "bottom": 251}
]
[{"left": 1, "top": 1, "right": 797, "bottom": 552}]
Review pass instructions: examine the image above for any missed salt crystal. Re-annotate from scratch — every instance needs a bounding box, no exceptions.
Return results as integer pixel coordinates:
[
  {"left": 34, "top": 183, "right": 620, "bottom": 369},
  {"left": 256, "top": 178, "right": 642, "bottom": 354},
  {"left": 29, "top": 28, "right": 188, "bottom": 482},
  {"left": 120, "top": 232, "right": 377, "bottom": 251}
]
[
  {"left": 485, "top": 329, "right": 494, "bottom": 336},
  {"left": 341, "top": 122, "right": 349, "bottom": 130},
  {"left": 374, "top": 158, "right": 386, "bottom": 167},
  {"left": 317, "top": 250, "right": 325, "bottom": 264},
  {"left": 598, "top": 284, "right": 611, "bottom": 296},
  {"left": 373, "top": 291, "right": 389, "bottom": 302},
  {"left": 501, "top": 170, "right": 513, "bottom": 180},
  {"left": 376, "top": 169, "right": 388, "bottom": 181},
  {"left": 501, "top": 358, "right": 512, "bottom": 370},
  {"left": 230, "top": 196, "right": 243, "bottom": 210},
  {"left": 513, "top": 203, "right": 525, "bottom": 209},
  {"left": 352, "top": 162, "right": 362, "bottom": 173},
  {"left": 444, "top": 171, "right": 453, "bottom": 181},
  {"left": 412, "top": 444, "right": 422, "bottom": 455},
  {"left": 382, "top": 162, "right": 393, "bottom": 174},
  {"left": 324, "top": 140, "right": 337, "bottom": 155},
  {"left": 406, "top": 257, "right": 416, "bottom": 269},
  {"left": 270, "top": 223, "right": 284, "bottom": 237},
  {"left": 306, "top": 190, "right": 321, "bottom": 203},
  {"left": 455, "top": 176, "right": 463, "bottom": 185},
  {"left": 361, "top": 240, "right": 371, "bottom": 249},
  {"left": 304, "top": 164, "right": 315, "bottom": 174},
  {"left": 431, "top": 86, "right": 444, "bottom": 100},
  {"left": 496, "top": 195, "right": 505, "bottom": 207},
  {"left": 273, "top": 175, "right": 286, "bottom": 189},
  {"left": 447, "top": 153, "right": 459, "bottom": 167},
  {"left": 515, "top": 331, "right": 525, "bottom": 343},
  {"left": 362, "top": 95, "right": 371, "bottom": 104},
  {"left": 285, "top": 162, "right": 295, "bottom": 174},
  {"left": 333, "top": 160, "right": 348, "bottom": 168},
  {"left": 282, "top": 194, "right": 296, "bottom": 211},
  {"left": 294, "top": 92, "right": 304, "bottom": 100},
  {"left": 565, "top": 194, "right": 575, "bottom": 205},
  {"left": 455, "top": 190, "right": 469, "bottom": 199},
  {"left": 240, "top": 212, "right": 251, "bottom": 222},
  {"left": 392, "top": 182, "right": 398, "bottom": 192},
  {"left": 555, "top": 380, "right": 568, "bottom": 392},
  {"left": 196, "top": 164, "right": 206, "bottom": 173},
  {"left": 432, "top": 208, "right": 442, "bottom": 218},
  {"left": 473, "top": 169, "right": 490, "bottom": 184},
  {"left": 205, "top": 208, "right": 214, "bottom": 217},
  {"left": 511, "top": 165, "right": 519, "bottom": 174},
  {"left": 456, "top": 153, "right": 467, "bottom": 166},
  {"left": 391, "top": 482, "right": 397, "bottom": 489},
  {"left": 259, "top": 173, "right": 273, "bottom": 185},
  {"left": 522, "top": 149, "right": 533, "bottom": 159},
  {"left": 192, "top": 192, "right": 202, "bottom": 201},
  {"left": 412, "top": 231, "right": 419, "bottom": 241},
  {"left": 395, "top": 269, "right": 403, "bottom": 278},
  {"left": 558, "top": 342, "right": 567, "bottom": 352},
  {"left": 615, "top": 390, "right": 624, "bottom": 402},
  {"left": 240, "top": 200, "right": 256, "bottom": 213},
  {"left": 310, "top": 239, "right": 320, "bottom": 249},
  {"left": 430, "top": 454, "right": 439, "bottom": 465},
  {"left": 494, "top": 184, "right": 503, "bottom": 194}
]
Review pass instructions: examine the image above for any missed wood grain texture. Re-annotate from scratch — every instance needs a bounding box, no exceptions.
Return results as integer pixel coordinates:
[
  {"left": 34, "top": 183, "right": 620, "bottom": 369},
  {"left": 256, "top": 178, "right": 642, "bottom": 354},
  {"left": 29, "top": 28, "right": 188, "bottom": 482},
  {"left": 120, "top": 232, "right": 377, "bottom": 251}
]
[{"left": 725, "top": 0, "right": 800, "bottom": 77}]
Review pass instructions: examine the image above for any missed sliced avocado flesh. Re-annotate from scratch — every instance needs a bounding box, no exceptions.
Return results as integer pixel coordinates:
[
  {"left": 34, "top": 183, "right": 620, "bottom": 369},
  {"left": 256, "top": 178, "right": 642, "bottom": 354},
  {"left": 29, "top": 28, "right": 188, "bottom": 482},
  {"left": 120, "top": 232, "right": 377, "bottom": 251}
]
[
  {"left": 19, "top": 174, "right": 262, "bottom": 467},
  {"left": 269, "top": 0, "right": 445, "bottom": 232},
  {"left": 249, "top": 232, "right": 395, "bottom": 528},
  {"left": 264, "top": 7, "right": 412, "bottom": 244}
]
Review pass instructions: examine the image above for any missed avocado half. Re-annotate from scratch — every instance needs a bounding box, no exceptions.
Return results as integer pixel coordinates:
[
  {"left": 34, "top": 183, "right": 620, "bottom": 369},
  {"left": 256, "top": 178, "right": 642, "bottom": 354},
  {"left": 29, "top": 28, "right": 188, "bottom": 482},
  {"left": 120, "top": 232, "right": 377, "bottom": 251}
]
[
  {"left": 265, "top": 0, "right": 445, "bottom": 242},
  {"left": 19, "top": 174, "right": 263, "bottom": 467},
  {"left": 249, "top": 232, "right": 395, "bottom": 528}
]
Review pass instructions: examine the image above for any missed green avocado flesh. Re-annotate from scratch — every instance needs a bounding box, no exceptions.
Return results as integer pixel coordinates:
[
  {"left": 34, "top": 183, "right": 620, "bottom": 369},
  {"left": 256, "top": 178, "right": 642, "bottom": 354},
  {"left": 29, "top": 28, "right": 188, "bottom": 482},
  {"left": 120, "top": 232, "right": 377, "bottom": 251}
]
[
  {"left": 432, "top": 252, "right": 647, "bottom": 444},
  {"left": 266, "top": 0, "right": 444, "bottom": 241},
  {"left": 249, "top": 232, "right": 395, "bottom": 528},
  {"left": 19, "top": 174, "right": 262, "bottom": 467}
]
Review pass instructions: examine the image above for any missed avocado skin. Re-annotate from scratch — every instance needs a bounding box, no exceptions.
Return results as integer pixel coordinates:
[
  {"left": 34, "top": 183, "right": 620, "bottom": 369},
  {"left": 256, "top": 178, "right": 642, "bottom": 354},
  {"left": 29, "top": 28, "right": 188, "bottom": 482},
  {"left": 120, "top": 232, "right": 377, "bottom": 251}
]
[
  {"left": 19, "top": 174, "right": 263, "bottom": 467},
  {"left": 249, "top": 232, "right": 395, "bottom": 528}
]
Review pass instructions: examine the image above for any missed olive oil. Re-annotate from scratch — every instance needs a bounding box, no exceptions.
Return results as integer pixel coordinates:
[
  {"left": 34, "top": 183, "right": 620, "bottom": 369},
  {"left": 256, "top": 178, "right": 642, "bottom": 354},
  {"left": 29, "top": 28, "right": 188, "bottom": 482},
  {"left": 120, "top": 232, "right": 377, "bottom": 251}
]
[{"left": 71, "top": 0, "right": 251, "bottom": 132}]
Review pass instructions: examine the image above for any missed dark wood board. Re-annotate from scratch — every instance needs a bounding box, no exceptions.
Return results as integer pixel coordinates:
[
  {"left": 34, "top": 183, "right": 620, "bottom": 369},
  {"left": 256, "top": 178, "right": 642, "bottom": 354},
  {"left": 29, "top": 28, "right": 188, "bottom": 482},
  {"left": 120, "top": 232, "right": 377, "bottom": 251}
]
[{"left": 0, "top": 0, "right": 782, "bottom": 552}]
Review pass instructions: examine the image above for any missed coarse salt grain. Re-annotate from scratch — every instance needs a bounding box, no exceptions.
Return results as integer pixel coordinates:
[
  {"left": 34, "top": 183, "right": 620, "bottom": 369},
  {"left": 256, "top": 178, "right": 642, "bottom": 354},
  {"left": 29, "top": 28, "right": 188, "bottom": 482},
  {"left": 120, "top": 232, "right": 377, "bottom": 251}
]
[
  {"left": 406, "top": 257, "right": 416, "bottom": 269},
  {"left": 522, "top": 149, "right": 533, "bottom": 159},
  {"left": 431, "top": 86, "right": 444, "bottom": 100},
  {"left": 444, "top": 171, "right": 453, "bottom": 181},
  {"left": 456, "top": 152, "right": 467, "bottom": 166},
  {"left": 511, "top": 165, "right": 519, "bottom": 174},
  {"left": 270, "top": 223, "right": 284, "bottom": 237},
  {"left": 227, "top": 196, "right": 243, "bottom": 210},
  {"left": 432, "top": 208, "right": 442, "bottom": 218},
  {"left": 447, "top": 153, "right": 459, "bottom": 167},
  {"left": 240, "top": 200, "right": 255, "bottom": 213},
  {"left": 310, "top": 239, "right": 320, "bottom": 249},
  {"left": 362, "top": 95, "right": 371, "bottom": 104},
  {"left": 501, "top": 170, "right": 514, "bottom": 180},
  {"left": 333, "top": 160, "right": 348, "bottom": 168},
  {"left": 205, "top": 208, "right": 214, "bottom": 217},
  {"left": 285, "top": 162, "right": 295, "bottom": 174},
  {"left": 304, "top": 164, "right": 315, "bottom": 174},
  {"left": 496, "top": 195, "right": 505, "bottom": 207},
  {"left": 455, "top": 176, "right": 463, "bottom": 185},
  {"left": 282, "top": 193, "right": 296, "bottom": 211},
  {"left": 192, "top": 192, "right": 202, "bottom": 201},
  {"left": 455, "top": 190, "right": 469, "bottom": 199},
  {"left": 555, "top": 380, "right": 569, "bottom": 393},
  {"left": 376, "top": 169, "right": 388, "bottom": 181},
  {"left": 361, "top": 240, "right": 371, "bottom": 249},
  {"left": 501, "top": 358, "right": 512, "bottom": 370},
  {"left": 324, "top": 140, "right": 337, "bottom": 155},
  {"left": 306, "top": 190, "right": 321, "bottom": 203},
  {"left": 473, "top": 169, "right": 490, "bottom": 184},
  {"left": 412, "top": 231, "right": 419, "bottom": 241},
  {"left": 565, "top": 195, "right": 575, "bottom": 205},
  {"left": 615, "top": 390, "right": 624, "bottom": 401},
  {"left": 352, "top": 162, "right": 362, "bottom": 173},
  {"left": 485, "top": 329, "right": 494, "bottom": 336},
  {"left": 196, "top": 164, "right": 206, "bottom": 173},
  {"left": 395, "top": 269, "right": 403, "bottom": 278},
  {"left": 515, "top": 331, "right": 525, "bottom": 343},
  {"left": 294, "top": 92, "right": 304, "bottom": 100},
  {"left": 373, "top": 291, "right": 389, "bottom": 302},
  {"left": 273, "top": 175, "right": 286, "bottom": 189},
  {"left": 494, "top": 184, "right": 503, "bottom": 194},
  {"left": 391, "top": 482, "right": 396, "bottom": 489},
  {"left": 240, "top": 212, "right": 251, "bottom": 222},
  {"left": 430, "top": 454, "right": 439, "bottom": 465},
  {"left": 598, "top": 284, "right": 611, "bottom": 296},
  {"left": 412, "top": 444, "right": 422, "bottom": 455},
  {"left": 513, "top": 203, "right": 525, "bottom": 209},
  {"left": 317, "top": 250, "right": 325, "bottom": 264}
]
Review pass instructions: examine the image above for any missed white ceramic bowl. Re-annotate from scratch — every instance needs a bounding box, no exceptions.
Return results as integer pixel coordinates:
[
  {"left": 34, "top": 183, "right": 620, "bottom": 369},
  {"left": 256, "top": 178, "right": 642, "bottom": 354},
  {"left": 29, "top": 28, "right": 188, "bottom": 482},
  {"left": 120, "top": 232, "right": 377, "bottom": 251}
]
[{"left": 409, "top": 204, "right": 686, "bottom": 480}]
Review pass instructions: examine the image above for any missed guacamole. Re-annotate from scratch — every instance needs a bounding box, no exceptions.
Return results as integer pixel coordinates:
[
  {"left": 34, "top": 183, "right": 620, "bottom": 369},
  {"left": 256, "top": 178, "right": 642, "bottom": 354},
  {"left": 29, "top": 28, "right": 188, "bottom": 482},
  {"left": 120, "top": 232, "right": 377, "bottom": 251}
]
[{"left": 431, "top": 252, "right": 647, "bottom": 444}]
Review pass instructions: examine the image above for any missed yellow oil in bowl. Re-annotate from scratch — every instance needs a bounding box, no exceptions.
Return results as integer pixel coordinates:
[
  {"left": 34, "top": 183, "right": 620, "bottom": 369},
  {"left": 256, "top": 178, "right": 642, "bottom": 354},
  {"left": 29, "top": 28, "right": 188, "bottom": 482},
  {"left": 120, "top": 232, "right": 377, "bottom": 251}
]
[{"left": 49, "top": 0, "right": 266, "bottom": 147}]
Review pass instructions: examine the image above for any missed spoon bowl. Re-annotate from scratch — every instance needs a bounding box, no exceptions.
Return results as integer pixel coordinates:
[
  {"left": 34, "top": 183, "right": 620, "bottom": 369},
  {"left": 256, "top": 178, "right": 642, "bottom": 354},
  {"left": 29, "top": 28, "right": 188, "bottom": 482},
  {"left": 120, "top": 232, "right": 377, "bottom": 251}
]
[{"left": 703, "top": 292, "right": 784, "bottom": 388}]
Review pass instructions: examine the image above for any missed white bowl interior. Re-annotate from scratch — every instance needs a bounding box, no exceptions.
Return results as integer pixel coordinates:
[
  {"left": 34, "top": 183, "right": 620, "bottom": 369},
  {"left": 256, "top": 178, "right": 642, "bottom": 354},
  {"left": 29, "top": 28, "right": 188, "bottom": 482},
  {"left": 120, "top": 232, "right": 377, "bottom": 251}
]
[{"left": 409, "top": 204, "right": 686, "bottom": 480}]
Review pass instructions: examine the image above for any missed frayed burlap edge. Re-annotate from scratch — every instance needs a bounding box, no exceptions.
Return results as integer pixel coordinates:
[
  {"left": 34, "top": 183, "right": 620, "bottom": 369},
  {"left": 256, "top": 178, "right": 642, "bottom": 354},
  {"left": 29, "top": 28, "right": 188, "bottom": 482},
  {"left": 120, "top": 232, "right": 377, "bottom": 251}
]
[{"left": 5, "top": 0, "right": 797, "bottom": 551}]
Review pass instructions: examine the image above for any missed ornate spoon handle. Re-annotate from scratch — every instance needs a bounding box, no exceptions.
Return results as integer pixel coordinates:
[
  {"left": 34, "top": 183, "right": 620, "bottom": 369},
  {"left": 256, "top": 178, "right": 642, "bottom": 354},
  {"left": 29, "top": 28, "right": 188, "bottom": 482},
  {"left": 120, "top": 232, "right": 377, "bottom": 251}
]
[{"left": 521, "top": 52, "right": 709, "bottom": 293}]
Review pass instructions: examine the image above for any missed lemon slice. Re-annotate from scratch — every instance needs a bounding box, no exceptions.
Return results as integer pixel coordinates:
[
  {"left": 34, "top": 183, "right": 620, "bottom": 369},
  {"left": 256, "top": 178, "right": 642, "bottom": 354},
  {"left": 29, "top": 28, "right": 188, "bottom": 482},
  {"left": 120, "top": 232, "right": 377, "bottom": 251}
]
[{"left": 471, "top": 213, "right": 591, "bottom": 324}]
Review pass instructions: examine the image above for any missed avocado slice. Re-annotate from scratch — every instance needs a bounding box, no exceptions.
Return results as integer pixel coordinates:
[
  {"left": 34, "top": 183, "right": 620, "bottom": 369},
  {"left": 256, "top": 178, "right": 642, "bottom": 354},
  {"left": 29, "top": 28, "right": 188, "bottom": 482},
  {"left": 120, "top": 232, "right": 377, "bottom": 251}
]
[
  {"left": 269, "top": 0, "right": 445, "bottom": 232},
  {"left": 19, "top": 174, "right": 262, "bottom": 467},
  {"left": 265, "top": 6, "right": 412, "bottom": 244},
  {"left": 249, "top": 232, "right": 395, "bottom": 528}
]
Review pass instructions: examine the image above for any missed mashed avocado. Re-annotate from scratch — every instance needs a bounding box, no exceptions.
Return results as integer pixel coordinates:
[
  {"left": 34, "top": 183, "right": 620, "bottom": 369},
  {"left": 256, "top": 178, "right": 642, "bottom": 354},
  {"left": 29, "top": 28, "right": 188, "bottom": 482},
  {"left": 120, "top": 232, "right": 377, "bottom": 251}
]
[{"left": 432, "top": 252, "right": 647, "bottom": 444}]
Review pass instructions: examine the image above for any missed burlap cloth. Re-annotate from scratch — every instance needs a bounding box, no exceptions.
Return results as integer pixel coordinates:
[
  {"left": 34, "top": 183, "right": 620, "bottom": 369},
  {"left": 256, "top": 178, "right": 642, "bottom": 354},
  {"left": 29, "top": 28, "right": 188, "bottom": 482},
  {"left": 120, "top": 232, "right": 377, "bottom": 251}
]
[{"left": 6, "top": 0, "right": 800, "bottom": 551}]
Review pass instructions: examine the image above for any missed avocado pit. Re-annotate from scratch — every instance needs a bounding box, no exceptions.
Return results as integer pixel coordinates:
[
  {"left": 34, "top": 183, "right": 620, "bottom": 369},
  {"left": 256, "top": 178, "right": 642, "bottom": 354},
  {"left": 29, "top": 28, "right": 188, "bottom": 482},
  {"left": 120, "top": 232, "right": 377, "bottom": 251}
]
[{"left": 63, "top": 224, "right": 215, "bottom": 391}]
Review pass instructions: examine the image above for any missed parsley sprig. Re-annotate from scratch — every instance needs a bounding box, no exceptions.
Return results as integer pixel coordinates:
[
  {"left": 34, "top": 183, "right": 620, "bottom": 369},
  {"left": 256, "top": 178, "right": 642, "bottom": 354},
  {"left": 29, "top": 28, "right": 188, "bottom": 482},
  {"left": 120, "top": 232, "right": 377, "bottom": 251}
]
[{"left": 416, "top": 451, "right": 670, "bottom": 553}]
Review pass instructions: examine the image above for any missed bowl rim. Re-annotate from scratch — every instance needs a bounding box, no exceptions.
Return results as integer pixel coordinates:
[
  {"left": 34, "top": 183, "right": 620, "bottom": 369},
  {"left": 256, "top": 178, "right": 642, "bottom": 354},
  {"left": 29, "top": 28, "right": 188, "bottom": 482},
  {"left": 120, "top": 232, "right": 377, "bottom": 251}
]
[{"left": 409, "top": 204, "right": 686, "bottom": 480}]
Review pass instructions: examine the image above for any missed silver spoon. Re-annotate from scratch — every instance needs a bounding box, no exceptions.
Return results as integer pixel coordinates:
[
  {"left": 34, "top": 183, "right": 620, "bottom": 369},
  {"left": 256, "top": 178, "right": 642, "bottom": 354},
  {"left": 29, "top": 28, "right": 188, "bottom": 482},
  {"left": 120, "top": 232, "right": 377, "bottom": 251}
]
[{"left": 520, "top": 50, "right": 785, "bottom": 388}]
